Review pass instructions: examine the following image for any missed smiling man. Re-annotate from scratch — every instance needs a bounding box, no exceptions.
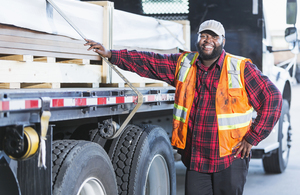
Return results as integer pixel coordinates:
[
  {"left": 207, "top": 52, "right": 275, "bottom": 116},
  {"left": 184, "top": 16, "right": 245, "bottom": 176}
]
[
  {"left": 196, "top": 21, "right": 225, "bottom": 66},
  {"left": 85, "top": 20, "right": 282, "bottom": 195}
]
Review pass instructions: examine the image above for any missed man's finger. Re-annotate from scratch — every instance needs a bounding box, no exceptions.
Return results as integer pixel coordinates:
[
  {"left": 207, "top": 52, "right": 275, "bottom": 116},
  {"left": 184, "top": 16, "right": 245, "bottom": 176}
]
[
  {"left": 93, "top": 49, "right": 101, "bottom": 55},
  {"left": 234, "top": 145, "right": 243, "bottom": 158},
  {"left": 87, "top": 44, "right": 101, "bottom": 51},
  {"left": 84, "top": 40, "right": 99, "bottom": 47},
  {"left": 84, "top": 39, "right": 94, "bottom": 46},
  {"left": 245, "top": 149, "right": 250, "bottom": 158},
  {"left": 241, "top": 146, "right": 246, "bottom": 159},
  {"left": 245, "top": 145, "right": 252, "bottom": 158}
]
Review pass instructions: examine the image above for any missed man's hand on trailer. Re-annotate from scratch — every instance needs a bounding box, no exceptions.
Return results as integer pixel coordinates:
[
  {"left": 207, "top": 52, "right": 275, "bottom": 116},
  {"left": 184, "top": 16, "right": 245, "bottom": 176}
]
[{"left": 84, "top": 39, "right": 112, "bottom": 58}]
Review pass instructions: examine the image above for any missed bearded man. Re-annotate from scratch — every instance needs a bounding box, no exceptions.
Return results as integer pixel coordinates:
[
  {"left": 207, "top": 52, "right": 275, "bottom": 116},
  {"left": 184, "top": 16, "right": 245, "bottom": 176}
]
[{"left": 84, "top": 20, "right": 282, "bottom": 195}]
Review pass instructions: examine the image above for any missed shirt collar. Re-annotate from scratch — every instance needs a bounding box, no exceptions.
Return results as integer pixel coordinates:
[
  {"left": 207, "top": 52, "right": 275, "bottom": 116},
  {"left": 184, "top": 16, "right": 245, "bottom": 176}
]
[{"left": 217, "top": 50, "right": 226, "bottom": 70}]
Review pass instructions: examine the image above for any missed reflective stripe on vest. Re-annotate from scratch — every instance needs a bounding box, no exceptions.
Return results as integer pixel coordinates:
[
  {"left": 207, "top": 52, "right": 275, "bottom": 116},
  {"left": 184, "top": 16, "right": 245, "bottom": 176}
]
[
  {"left": 173, "top": 52, "right": 198, "bottom": 123},
  {"left": 177, "top": 53, "right": 198, "bottom": 82},
  {"left": 173, "top": 103, "right": 188, "bottom": 123},
  {"left": 218, "top": 107, "right": 253, "bottom": 130},
  {"left": 227, "top": 56, "right": 244, "bottom": 89},
  {"left": 172, "top": 52, "right": 198, "bottom": 149},
  {"left": 218, "top": 55, "right": 252, "bottom": 130}
]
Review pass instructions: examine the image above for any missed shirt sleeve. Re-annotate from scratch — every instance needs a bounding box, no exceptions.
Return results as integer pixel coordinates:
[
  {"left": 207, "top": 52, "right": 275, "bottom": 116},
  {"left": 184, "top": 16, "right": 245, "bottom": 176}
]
[
  {"left": 109, "top": 49, "right": 180, "bottom": 86},
  {"left": 243, "top": 61, "right": 283, "bottom": 146}
]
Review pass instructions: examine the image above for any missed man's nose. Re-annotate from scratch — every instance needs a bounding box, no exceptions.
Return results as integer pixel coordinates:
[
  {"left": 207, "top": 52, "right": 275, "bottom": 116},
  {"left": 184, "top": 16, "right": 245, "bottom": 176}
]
[{"left": 204, "top": 35, "right": 214, "bottom": 41}]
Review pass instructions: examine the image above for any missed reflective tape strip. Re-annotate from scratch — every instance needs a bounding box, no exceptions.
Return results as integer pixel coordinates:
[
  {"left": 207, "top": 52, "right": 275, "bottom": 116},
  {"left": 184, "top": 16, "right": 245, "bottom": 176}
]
[
  {"left": 177, "top": 53, "right": 197, "bottom": 82},
  {"left": 173, "top": 103, "right": 188, "bottom": 123},
  {"left": 177, "top": 54, "right": 188, "bottom": 81},
  {"left": 173, "top": 114, "right": 186, "bottom": 123},
  {"left": 218, "top": 121, "right": 251, "bottom": 130},
  {"left": 227, "top": 56, "right": 243, "bottom": 89},
  {"left": 218, "top": 108, "right": 253, "bottom": 130}
]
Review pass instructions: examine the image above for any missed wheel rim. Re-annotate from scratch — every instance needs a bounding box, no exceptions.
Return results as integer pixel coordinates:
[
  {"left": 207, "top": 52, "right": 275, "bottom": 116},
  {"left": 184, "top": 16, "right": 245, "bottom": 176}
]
[
  {"left": 281, "top": 113, "right": 290, "bottom": 165},
  {"left": 77, "top": 177, "right": 106, "bottom": 195},
  {"left": 145, "top": 154, "right": 170, "bottom": 195}
]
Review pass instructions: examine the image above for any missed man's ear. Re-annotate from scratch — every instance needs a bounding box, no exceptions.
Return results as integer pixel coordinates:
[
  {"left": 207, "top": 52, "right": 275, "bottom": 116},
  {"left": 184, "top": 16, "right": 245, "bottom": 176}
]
[{"left": 223, "top": 37, "right": 226, "bottom": 46}]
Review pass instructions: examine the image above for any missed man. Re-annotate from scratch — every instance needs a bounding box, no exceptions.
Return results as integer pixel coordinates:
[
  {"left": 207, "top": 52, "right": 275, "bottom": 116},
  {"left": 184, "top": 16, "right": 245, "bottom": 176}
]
[{"left": 84, "top": 20, "right": 282, "bottom": 195}]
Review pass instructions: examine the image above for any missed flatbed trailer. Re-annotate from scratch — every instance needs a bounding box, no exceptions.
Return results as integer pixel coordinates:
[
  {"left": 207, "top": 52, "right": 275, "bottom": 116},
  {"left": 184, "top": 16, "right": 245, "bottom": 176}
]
[
  {"left": 0, "top": 0, "right": 185, "bottom": 194},
  {"left": 0, "top": 86, "right": 176, "bottom": 195}
]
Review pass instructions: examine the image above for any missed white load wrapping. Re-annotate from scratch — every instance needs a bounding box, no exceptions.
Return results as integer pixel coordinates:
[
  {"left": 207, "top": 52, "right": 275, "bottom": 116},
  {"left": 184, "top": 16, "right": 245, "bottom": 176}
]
[
  {"left": 0, "top": 0, "right": 103, "bottom": 42},
  {"left": 0, "top": 0, "right": 184, "bottom": 50},
  {"left": 113, "top": 9, "right": 185, "bottom": 50}
]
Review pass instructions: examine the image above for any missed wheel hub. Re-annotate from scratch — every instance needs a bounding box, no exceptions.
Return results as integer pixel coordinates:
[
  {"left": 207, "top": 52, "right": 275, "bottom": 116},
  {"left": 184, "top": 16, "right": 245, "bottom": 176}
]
[
  {"left": 77, "top": 177, "right": 106, "bottom": 195},
  {"left": 145, "top": 154, "right": 170, "bottom": 195}
]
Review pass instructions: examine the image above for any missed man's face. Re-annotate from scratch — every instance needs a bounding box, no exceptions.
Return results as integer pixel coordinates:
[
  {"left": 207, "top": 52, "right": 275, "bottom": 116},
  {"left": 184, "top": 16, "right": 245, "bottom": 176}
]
[{"left": 196, "top": 30, "right": 225, "bottom": 61}]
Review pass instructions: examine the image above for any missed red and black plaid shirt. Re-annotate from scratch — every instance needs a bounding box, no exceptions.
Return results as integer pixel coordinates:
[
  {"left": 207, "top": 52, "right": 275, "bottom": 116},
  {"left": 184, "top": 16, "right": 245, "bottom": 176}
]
[{"left": 110, "top": 49, "right": 282, "bottom": 173}]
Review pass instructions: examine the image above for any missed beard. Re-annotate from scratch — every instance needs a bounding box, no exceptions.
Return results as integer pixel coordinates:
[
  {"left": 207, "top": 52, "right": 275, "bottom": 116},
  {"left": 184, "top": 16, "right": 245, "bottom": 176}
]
[{"left": 196, "top": 41, "right": 224, "bottom": 61}]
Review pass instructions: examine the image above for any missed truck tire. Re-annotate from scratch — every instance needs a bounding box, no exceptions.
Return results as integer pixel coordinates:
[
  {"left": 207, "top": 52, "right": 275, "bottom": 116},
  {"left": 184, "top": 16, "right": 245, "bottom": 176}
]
[
  {"left": 103, "top": 124, "right": 176, "bottom": 195},
  {"left": 262, "top": 99, "right": 291, "bottom": 173},
  {"left": 52, "top": 140, "right": 118, "bottom": 195}
]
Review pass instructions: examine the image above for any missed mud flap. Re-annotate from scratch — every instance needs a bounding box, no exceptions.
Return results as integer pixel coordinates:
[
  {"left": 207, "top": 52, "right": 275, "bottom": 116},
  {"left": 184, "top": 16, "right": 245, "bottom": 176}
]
[{"left": 0, "top": 153, "right": 20, "bottom": 195}]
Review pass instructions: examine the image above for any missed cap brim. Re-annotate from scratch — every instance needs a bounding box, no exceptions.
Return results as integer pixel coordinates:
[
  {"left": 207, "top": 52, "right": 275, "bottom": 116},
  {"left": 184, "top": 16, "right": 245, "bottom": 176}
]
[{"left": 199, "top": 28, "right": 223, "bottom": 36}]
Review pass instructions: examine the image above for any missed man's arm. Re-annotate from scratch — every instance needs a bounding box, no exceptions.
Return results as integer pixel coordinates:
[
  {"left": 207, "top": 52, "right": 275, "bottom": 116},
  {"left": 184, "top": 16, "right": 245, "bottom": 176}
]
[
  {"left": 235, "top": 61, "right": 283, "bottom": 158},
  {"left": 243, "top": 62, "right": 282, "bottom": 144},
  {"left": 84, "top": 39, "right": 179, "bottom": 85}
]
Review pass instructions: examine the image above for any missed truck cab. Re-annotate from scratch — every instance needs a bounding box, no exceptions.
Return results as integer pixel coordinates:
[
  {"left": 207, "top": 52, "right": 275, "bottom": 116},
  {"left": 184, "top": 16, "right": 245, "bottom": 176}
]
[{"left": 252, "top": 0, "right": 295, "bottom": 173}]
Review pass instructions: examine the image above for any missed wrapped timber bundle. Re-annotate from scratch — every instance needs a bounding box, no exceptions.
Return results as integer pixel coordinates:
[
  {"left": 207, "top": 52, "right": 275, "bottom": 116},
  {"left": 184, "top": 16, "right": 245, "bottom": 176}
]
[{"left": 0, "top": 0, "right": 189, "bottom": 88}]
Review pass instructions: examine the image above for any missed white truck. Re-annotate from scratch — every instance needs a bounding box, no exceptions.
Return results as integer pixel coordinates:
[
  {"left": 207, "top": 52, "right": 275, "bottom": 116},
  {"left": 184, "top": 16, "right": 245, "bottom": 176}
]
[{"left": 0, "top": 0, "right": 296, "bottom": 195}]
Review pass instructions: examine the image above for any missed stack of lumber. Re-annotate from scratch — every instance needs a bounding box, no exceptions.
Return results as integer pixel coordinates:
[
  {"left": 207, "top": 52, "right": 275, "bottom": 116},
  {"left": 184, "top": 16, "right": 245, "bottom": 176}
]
[
  {"left": 0, "top": 23, "right": 102, "bottom": 89},
  {"left": 0, "top": 1, "right": 187, "bottom": 89}
]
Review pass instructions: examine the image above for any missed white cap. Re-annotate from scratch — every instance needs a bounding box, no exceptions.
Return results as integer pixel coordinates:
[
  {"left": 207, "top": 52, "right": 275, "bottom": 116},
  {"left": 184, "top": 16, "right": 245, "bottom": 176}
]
[{"left": 198, "top": 20, "right": 225, "bottom": 37}]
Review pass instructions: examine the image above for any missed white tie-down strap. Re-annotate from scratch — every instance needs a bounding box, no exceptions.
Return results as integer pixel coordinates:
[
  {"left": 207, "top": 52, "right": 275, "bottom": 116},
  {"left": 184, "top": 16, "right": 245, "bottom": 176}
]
[{"left": 38, "top": 111, "right": 51, "bottom": 169}]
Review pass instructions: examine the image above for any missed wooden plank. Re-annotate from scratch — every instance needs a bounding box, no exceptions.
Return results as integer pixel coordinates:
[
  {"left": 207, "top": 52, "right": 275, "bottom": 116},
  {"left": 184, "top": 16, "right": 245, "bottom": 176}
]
[
  {"left": 56, "top": 58, "right": 90, "bottom": 65},
  {"left": 0, "top": 60, "right": 101, "bottom": 84},
  {"left": 0, "top": 55, "right": 33, "bottom": 62},
  {"left": 0, "top": 47, "right": 101, "bottom": 61},
  {"left": 0, "top": 40, "right": 92, "bottom": 56},
  {"left": 88, "top": 1, "right": 114, "bottom": 83},
  {"left": 0, "top": 33, "right": 84, "bottom": 49},
  {"left": 0, "top": 24, "right": 99, "bottom": 61},
  {"left": 21, "top": 83, "right": 59, "bottom": 89},
  {"left": 173, "top": 20, "right": 191, "bottom": 51},
  {"left": 0, "top": 83, "right": 21, "bottom": 89},
  {"left": 33, "top": 57, "right": 56, "bottom": 63},
  {"left": 0, "top": 24, "right": 79, "bottom": 43}
]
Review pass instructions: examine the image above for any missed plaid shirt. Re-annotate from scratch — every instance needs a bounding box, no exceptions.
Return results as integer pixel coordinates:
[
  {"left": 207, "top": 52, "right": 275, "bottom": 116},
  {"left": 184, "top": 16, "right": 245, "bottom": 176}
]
[{"left": 110, "top": 49, "right": 282, "bottom": 173}]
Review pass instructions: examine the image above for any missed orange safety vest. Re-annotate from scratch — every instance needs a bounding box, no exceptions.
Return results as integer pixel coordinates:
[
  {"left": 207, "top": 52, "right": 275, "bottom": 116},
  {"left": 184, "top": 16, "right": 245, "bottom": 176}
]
[{"left": 171, "top": 52, "right": 253, "bottom": 157}]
